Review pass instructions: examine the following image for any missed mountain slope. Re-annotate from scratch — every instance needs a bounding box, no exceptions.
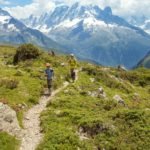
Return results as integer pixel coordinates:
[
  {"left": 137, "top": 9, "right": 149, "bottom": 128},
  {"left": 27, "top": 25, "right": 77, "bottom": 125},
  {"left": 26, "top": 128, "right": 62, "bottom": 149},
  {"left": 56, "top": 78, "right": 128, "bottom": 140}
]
[
  {"left": 136, "top": 51, "right": 150, "bottom": 68},
  {"left": 0, "top": 8, "right": 62, "bottom": 50},
  {"left": 22, "top": 3, "right": 150, "bottom": 68}
]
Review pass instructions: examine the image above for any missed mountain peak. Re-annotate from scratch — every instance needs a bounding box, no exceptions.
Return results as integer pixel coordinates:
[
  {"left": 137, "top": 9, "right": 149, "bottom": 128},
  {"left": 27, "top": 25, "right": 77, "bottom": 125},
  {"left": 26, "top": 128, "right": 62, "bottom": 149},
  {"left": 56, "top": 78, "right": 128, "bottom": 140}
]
[{"left": 103, "top": 6, "right": 112, "bottom": 15}]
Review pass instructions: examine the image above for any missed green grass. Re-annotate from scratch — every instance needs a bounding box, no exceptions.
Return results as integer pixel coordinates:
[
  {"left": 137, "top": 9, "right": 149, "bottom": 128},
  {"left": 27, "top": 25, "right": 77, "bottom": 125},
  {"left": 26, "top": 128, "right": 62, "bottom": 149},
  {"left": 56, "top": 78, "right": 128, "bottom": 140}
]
[
  {"left": 0, "top": 45, "right": 69, "bottom": 149},
  {"left": 38, "top": 65, "right": 150, "bottom": 150},
  {"left": 0, "top": 45, "right": 69, "bottom": 126},
  {"left": 0, "top": 132, "right": 20, "bottom": 150},
  {"left": 0, "top": 45, "right": 150, "bottom": 150}
]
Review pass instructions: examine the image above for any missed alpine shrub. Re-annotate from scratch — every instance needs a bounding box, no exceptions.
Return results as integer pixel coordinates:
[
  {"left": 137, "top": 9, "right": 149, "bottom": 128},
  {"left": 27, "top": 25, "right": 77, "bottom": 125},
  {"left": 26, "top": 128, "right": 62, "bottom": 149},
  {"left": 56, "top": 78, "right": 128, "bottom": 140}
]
[{"left": 13, "top": 44, "right": 40, "bottom": 64}]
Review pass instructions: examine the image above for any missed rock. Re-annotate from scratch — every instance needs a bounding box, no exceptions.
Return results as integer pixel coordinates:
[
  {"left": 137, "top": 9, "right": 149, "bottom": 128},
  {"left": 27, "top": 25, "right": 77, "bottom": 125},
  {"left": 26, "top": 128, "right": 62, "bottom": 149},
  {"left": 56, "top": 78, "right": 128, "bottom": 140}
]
[
  {"left": 60, "top": 63, "right": 66, "bottom": 67},
  {"left": 91, "top": 91, "right": 98, "bottom": 97},
  {"left": 18, "top": 104, "right": 22, "bottom": 108},
  {"left": 99, "top": 92, "right": 107, "bottom": 99},
  {"left": 0, "top": 102, "right": 21, "bottom": 137},
  {"left": 86, "top": 91, "right": 97, "bottom": 97},
  {"left": 113, "top": 95, "right": 125, "bottom": 106},
  {"left": 78, "top": 127, "right": 89, "bottom": 141},
  {"left": 98, "top": 87, "right": 104, "bottom": 94},
  {"left": 118, "top": 65, "right": 127, "bottom": 71},
  {"left": 97, "top": 87, "right": 107, "bottom": 99},
  {"left": 18, "top": 103, "right": 27, "bottom": 109},
  {"left": 4, "top": 114, "right": 14, "bottom": 123}
]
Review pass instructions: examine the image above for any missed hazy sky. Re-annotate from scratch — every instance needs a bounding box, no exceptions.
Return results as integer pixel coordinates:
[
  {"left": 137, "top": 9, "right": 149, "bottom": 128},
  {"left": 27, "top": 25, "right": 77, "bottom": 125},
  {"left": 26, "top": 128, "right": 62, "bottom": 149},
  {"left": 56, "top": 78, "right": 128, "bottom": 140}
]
[{"left": 1, "top": 0, "right": 150, "bottom": 20}]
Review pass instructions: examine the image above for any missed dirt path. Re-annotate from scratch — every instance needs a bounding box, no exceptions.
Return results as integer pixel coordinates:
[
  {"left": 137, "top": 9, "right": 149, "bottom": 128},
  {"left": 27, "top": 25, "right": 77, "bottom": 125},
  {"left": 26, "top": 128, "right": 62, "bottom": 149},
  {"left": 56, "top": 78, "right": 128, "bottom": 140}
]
[{"left": 19, "top": 82, "right": 69, "bottom": 150}]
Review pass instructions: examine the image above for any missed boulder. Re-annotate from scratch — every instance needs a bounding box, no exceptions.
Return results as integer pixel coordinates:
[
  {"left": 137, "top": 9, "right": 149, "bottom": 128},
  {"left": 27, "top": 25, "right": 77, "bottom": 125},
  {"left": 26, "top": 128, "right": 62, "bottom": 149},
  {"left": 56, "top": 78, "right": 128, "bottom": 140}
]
[
  {"left": 0, "top": 102, "right": 21, "bottom": 137},
  {"left": 113, "top": 95, "right": 125, "bottom": 106},
  {"left": 118, "top": 65, "right": 127, "bottom": 71},
  {"left": 97, "top": 87, "right": 107, "bottom": 99},
  {"left": 87, "top": 91, "right": 98, "bottom": 97}
]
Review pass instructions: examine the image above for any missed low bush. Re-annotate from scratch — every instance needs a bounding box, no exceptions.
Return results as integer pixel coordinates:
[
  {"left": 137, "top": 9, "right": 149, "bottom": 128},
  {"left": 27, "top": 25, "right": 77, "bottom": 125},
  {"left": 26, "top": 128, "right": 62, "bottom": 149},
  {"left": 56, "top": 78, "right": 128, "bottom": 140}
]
[{"left": 13, "top": 44, "right": 40, "bottom": 64}]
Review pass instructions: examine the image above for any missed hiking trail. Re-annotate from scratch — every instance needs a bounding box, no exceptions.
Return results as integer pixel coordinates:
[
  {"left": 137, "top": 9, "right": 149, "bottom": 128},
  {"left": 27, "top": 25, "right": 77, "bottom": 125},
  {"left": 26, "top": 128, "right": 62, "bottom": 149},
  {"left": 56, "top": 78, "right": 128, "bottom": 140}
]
[{"left": 19, "top": 81, "right": 69, "bottom": 150}]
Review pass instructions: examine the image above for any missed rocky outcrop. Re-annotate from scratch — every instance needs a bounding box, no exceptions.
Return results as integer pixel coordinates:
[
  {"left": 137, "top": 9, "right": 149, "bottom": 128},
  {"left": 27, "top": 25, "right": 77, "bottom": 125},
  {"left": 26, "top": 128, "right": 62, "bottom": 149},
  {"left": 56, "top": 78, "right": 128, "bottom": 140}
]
[{"left": 0, "top": 102, "right": 21, "bottom": 137}]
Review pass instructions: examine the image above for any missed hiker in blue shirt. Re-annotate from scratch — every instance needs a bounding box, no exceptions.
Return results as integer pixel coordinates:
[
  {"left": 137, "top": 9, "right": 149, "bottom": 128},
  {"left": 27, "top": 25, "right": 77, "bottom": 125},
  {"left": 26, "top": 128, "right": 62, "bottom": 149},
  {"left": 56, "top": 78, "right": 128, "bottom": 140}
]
[{"left": 45, "top": 63, "right": 54, "bottom": 96}]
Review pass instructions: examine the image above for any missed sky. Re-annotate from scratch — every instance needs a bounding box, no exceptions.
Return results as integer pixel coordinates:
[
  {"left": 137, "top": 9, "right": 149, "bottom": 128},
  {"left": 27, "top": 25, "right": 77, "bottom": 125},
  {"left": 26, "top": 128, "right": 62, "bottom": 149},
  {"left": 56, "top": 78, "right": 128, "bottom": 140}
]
[{"left": 1, "top": 0, "right": 150, "bottom": 20}]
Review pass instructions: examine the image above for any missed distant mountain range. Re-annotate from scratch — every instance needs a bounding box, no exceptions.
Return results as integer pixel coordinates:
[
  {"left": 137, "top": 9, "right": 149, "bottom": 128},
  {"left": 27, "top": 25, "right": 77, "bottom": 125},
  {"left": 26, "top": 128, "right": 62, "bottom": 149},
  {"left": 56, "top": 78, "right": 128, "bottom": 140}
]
[
  {"left": 1, "top": 3, "right": 150, "bottom": 68},
  {"left": 0, "top": 8, "right": 62, "bottom": 50},
  {"left": 22, "top": 2, "right": 150, "bottom": 68}
]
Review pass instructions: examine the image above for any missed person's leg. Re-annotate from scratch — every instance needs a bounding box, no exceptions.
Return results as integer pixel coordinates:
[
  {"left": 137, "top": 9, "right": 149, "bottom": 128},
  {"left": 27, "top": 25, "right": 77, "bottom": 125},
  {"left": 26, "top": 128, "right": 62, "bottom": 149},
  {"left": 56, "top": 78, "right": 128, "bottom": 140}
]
[
  {"left": 47, "top": 79, "right": 52, "bottom": 95},
  {"left": 71, "top": 69, "right": 76, "bottom": 82},
  {"left": 70, "top": 69, "right": 73, "bottom": 79},
  {"left": 72, "top": 69, "right": 76, "bottom": 81}
]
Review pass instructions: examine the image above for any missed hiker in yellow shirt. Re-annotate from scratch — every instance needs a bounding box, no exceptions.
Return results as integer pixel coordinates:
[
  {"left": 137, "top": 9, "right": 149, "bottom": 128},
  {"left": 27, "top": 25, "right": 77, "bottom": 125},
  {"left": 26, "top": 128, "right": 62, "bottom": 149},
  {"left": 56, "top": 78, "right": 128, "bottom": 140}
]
[{"left": 68, "top": 54, "right": 77, "bottom": 82}]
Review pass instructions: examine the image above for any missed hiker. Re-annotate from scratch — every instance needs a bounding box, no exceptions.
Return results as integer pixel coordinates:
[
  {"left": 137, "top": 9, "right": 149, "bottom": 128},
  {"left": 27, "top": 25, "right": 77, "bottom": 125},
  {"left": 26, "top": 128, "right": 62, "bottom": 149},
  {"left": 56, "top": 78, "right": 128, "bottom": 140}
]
[
  {"left": 68, "top": 54, "right": 77, "bottom": 82},
  {"left": 45, "top": 63, "right": 54, "bottom": 95},
  {"left": 51, "top": 50, "right": 55, "bottom": 57}
]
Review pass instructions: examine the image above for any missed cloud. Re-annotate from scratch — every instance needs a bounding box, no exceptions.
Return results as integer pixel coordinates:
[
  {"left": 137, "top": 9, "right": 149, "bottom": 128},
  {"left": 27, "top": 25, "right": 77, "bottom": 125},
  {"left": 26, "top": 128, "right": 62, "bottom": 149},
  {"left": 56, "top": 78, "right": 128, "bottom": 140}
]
[
  {"left": 4, "top": 0, "right": 150, "bottom": 20},
  {"left": 0, "top": 0, "right": 10, "bottom": 5},
  {"left": 5, "top": 0, "right": 55, "bottom": 19}
]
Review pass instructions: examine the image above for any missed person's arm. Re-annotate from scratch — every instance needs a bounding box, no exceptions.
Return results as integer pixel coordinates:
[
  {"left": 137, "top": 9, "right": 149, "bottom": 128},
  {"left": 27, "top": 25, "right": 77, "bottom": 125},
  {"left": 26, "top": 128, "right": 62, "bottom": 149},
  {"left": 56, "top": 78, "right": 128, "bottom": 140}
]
[
  {"left": 52, "top": 70, "right": 54, "bottom": 78},
  {"left": 45, "top": 70, "right": 48, "bottom": 77}
]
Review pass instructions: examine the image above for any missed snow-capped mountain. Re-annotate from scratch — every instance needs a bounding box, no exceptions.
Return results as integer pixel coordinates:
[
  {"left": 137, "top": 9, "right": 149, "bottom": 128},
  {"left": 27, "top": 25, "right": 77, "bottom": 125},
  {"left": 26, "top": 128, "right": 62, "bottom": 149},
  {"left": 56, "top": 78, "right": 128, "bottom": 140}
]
[
  {"left": 0, "top": 8, "right": 62, "bottom": 49},
  {"left": 18, "top": 3, "right": 150, "bottom": 68}
]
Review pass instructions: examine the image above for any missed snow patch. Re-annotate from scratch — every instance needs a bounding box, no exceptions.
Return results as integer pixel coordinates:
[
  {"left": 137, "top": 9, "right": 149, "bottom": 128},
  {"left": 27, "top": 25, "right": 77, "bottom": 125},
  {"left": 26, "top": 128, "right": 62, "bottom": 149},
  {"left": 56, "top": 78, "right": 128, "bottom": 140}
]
[
  {"left": 55, "top": 18, "right": 81, "bottom": 28},
  {"left": 145, "top": 30, "right": 150, "bottom": 34},
  {"left": 0, "top": 16, "right": 11, "bottom": 24},
  {"left": 83, "top": 17, "right": 118, "bottom": 29},
  {"left": 38, "top": 25, "right": 51, "bottom": 34},
  {"left": 84, "top": 17, "right": 107, "bottom": 27},
  {"left": 8, "top": 24, "right": 18, "bottom": 31},
  {"left": 145, "top": 19, "right": 150, "bottom": 24}
]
